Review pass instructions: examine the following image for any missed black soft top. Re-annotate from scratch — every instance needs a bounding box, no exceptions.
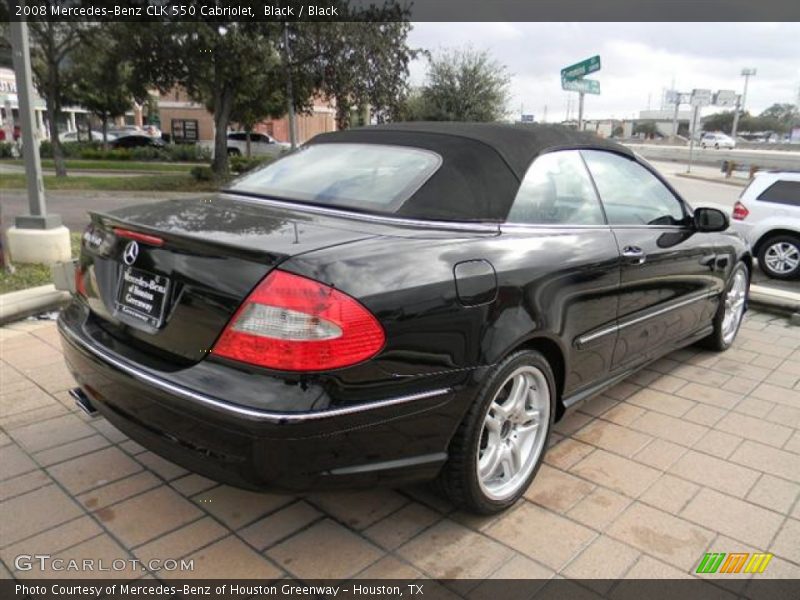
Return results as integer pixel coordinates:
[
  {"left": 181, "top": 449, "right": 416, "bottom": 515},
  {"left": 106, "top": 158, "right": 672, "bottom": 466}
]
[{"left": 310, "top": 122, "right": 633, "bottom": 222}]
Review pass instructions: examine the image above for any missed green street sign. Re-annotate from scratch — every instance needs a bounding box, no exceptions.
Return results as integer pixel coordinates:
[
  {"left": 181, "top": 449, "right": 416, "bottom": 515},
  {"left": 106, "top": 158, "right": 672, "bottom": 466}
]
[
  {"left": 561, "top": 78, "right": 600, "bottom": 95},
  {"left": 561, "top": 55, "right": 601, "bottom": 81}
]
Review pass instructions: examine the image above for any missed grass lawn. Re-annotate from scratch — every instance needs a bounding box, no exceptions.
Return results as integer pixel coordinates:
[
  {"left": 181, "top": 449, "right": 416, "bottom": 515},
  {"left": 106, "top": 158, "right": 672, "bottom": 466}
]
[
  {"left": 1, "top": 159, "right": 199, "bottom": 173},
  {"left": 0, "top": 173, "right": 219, "bottom": 192},
  {"left": 1, "top": 233, "right": 83, "bottom": 294}
]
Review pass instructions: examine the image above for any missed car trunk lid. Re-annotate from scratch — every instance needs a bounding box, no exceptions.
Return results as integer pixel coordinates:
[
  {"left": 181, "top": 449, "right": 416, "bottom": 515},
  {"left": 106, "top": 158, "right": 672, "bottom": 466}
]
[{"left": 79, "top": 196, "right": 379, "bottom": 364}]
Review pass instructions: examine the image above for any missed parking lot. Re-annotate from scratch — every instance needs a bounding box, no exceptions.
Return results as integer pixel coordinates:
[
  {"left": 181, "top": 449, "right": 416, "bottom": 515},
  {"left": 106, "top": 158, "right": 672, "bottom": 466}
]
[{"left": 1, "top": 309, "right": 798, "bottom": 589}]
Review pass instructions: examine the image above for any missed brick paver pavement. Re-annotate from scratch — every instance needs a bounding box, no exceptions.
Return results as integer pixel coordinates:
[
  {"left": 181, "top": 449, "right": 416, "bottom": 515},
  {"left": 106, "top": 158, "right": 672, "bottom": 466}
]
[{"left": 1, "top": 310, "right": 799, "bottom": 586}]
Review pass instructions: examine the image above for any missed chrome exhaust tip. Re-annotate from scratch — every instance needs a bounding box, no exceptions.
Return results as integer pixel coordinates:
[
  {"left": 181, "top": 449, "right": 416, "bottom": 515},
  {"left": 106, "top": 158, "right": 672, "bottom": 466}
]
[{"left": 69, "top": 387, "right": 99, "bottom": 417}]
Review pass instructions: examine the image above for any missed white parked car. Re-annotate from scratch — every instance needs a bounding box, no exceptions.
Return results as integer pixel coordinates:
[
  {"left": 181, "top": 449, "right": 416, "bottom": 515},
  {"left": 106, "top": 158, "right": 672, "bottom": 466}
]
[
  {"left": 61, "top": 130, "right": 117, "bottom": 143},
  {"left": 226, "top": 131, "right": 289, "bottom": 157},
  {"left": 701, "top": 132, "right": 736, "bottom": 149},
  {"left": 732, "top": 171, "right": 800, "bottom": 279}
]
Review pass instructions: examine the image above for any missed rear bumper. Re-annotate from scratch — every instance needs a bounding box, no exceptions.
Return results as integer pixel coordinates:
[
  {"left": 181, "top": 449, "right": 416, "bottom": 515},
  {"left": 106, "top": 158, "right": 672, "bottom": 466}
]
[{"left": 58, "top": 303, "right": 468, "bottom": 491}]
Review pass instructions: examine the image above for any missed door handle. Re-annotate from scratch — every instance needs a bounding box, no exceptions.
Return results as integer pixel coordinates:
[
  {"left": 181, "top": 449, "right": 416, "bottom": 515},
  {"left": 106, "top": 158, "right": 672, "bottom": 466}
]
[{"left": 622, "top": 246, "right": 646, "bottom": 265}]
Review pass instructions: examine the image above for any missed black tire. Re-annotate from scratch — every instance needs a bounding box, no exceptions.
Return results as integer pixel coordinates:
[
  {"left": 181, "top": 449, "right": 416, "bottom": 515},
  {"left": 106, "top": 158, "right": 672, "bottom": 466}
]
[
  {"left": 700, "top": 262, "right": 749, "bottom": 351},
  {"left": 437, "top": 349, "right": 556, "bottom": 514},
  {"left": 757, "top": 234, "right": 800, "bottom": 280},
  {"left": 701, "top": 143, "right": 707, "bottom": 149},
  {"left": 227, "top": 148, "right": 241, "bottom": 156},
  {"left": 714, "top": 143, "right": 720, "bottom": 149}
]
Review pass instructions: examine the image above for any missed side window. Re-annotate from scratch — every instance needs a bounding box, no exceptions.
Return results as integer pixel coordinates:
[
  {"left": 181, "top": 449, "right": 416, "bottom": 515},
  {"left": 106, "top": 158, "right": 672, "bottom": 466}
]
[
  {"left": 581, "top": 150, "right": 686, "bottom": 226},
  {"left": 506, "top": 150, "right": 605, "bottom": 225},
  {"left": 757, "top": 180, "right": 800, "bottom": 207}
]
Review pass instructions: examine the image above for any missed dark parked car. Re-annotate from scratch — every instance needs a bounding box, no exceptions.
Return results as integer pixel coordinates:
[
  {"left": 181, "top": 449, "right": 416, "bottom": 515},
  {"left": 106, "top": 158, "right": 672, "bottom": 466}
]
[
  {"left": 110, "top": 134, "right": 165, "bottom": 149},
  {"left": 59, "top": 123, "right": 750, "bottom": 513}
]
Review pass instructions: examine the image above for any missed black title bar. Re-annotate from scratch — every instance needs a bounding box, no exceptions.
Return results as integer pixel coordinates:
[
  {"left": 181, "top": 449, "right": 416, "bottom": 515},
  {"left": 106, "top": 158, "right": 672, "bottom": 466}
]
[{"left": 6, "top": 0, "right": 800, "bottom": 22}]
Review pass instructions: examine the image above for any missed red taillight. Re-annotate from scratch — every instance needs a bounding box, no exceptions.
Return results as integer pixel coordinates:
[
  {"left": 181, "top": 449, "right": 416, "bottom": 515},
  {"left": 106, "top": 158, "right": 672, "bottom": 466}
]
[
  {"left": 75, "top": 265, "right": 86, "bottom": 297},
  {"left": 732, "top": 201, "right": 749, "bottom": 221},
  {"left": 113, "top": 228, "right": 164, "bottom": 247},
  {"left": 211, "top": 270, "right": 385, "bottom": 371}
]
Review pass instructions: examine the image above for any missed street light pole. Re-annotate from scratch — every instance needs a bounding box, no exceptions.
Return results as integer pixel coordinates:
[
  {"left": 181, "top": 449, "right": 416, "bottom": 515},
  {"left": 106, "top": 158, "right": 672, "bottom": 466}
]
[
  {"left": 9, "top": 19, "right": 59, "bottom": 229},
  {"left": 577, "top": 91, "right": 585, "bottom": 130},
  {"left": 731, "top": 68, "right": 756, "bottom": 141}
]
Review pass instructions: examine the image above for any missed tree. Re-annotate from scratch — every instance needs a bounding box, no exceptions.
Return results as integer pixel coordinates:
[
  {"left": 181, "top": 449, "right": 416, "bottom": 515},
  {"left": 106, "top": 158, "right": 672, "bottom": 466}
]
[
  {"left": 71, "top": 26, "right": 145, "bottom": 148},
  {"left": 402, "top": 47, "right": 511, "bottom": 122},
  {"left": 28, "top": 19, "right": 84, "bottom": 176},
  {"left": 227, "top": 58, "right": 286, "bottom": 157},
  {"left": 701, "top": 110, "right": 738, "bottom": 134},
  {"left": 293, "top": 19, "right": 416, "bottom": 129},
  {"left": 125, "top": 22, "right": 283, "bottom": 178},
  {"left": 633, "top": 121, "right": 659, "bottom": 138},
  {"left": 757, "top": 103, "right": 799, "bottom": 133}
]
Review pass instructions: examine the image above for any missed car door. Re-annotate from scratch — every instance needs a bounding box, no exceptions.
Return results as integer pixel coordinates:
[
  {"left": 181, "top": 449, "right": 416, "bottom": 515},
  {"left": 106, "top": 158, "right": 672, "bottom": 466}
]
[
  {"left": 581, "top": 150, "right": 721, "bottom": 370},
  {"left": 497, "top": 150, "right": 622, "bottom": 395}
]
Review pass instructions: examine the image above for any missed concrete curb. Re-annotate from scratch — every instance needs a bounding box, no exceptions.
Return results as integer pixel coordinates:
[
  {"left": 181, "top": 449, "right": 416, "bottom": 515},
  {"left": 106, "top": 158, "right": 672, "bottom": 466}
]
[
  {"left": 0, "top": 284, "right": 71, "bottom": 326},
  {"left": 673, "top": 172, "right": 748, "bottom": 188},
  {"left": 749, "top": 284, "right": 800, "bottom": 316}
]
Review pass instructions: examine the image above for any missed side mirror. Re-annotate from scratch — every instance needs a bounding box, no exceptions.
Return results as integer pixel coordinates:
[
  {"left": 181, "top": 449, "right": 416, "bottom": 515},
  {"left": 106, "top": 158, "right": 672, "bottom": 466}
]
[{"left": 693, "top": 207, "right": 729, "bottom": 232}]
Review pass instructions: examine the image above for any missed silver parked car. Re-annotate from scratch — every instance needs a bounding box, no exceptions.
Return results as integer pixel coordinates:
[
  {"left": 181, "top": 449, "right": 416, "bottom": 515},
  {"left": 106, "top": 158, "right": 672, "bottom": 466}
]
[{"left": 731, "top": 171, "right": 800, "bottom": 279}]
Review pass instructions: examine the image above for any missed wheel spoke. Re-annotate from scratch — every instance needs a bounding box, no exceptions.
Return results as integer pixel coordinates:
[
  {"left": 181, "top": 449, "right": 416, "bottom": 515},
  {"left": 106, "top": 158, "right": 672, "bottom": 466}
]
[{"left": 478, "top": 442, "right": 502, "bottom": 479}]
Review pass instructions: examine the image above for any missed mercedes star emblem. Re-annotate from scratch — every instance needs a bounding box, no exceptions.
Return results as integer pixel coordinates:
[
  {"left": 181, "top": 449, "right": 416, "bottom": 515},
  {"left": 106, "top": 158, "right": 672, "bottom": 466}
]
[{"left": 123, "top": 241, "right": 139, "bottom": 266}]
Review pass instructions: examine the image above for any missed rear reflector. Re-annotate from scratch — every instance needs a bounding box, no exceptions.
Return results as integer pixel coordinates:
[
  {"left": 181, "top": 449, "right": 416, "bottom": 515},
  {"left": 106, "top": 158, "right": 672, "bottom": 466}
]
[
  {"left": 113, "top": 228, "right": 164, "bottom": 246},
  {"left": 732, "top": 201, "right": 749, "bottom": 221},
  {"left": 211, "top": 270, "right": 385, "bottom": 371}
]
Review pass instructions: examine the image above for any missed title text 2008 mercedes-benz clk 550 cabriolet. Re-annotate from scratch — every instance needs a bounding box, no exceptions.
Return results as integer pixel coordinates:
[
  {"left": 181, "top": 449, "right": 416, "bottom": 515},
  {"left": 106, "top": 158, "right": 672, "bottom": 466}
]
[{"left": 59, "top": 123, "right": 749, "bottom": 513}]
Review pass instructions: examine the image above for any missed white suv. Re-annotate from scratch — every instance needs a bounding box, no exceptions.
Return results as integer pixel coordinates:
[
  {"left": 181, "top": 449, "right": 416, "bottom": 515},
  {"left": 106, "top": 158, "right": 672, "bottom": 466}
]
[
  {"left": 732, "top": 171, "right": 800, "bottom": 280},
  {"left": 701, "top": 132, "right": 736, "bottom": 149},
  {"left": 227, "top": 132, "right": 289, "bottom": 157}
]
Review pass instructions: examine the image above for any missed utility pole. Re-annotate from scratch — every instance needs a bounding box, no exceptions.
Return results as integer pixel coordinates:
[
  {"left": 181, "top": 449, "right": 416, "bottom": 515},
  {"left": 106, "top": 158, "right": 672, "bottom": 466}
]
[
  {"left": 283, "top": 23, "right": 297, "bottom": 150},
  {"left": 686, "top": 103, "right": 700, "bottom": 173},
  {"left": 577, "top": 92, "right": 585, "bottom": 130},
  {"left": 731, "top": 68, "right": 756, "bottom": 141}
]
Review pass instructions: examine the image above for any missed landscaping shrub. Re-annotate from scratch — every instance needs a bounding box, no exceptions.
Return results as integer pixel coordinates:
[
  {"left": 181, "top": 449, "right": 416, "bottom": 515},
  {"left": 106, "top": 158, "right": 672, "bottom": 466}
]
[
  {"left": 190, "top": 165, "right": 215, "bottom": 181},
  {"left": 230, "top": 155, "right": 273, "bottom": 174},
  {"left": 0, "top": 142, "right": 14, "bottom": 158}
]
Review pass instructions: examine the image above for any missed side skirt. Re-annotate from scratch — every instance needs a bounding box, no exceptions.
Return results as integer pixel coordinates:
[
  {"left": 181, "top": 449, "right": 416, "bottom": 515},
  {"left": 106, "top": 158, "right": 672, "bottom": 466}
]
[{"left": 562, "top": 324, "right": 714, "bottom": 412}]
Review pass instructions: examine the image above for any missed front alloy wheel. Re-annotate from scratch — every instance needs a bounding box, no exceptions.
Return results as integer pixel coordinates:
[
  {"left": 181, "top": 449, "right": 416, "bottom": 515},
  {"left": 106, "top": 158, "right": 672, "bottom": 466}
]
[
  {"left": 760, "top": 236, "right": 800, "bottom": 280},
  {"left": 438, "top": 350, "right": 554, "bottom": 514},
  {"left": 701, "top": 262, "right": 749, "bottom": 351}
]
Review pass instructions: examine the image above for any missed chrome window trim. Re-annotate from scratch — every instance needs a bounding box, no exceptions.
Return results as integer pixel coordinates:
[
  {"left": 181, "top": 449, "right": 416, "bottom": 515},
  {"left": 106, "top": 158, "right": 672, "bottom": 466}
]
[
  {"left": 576, "top": 290, "right": 717, "bottom": 347},
  {"left": 60, "top": 323, "right": 452, "bottom": 424},
  {"left": 220, "top": 192, "right": 501, "bottom": 234}
]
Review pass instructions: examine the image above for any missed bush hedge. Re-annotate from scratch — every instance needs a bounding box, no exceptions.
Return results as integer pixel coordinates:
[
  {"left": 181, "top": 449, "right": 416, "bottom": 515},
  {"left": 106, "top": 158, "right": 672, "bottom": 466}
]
[{"left": 37, "top": 140, "right": 211, "bottom": 162}]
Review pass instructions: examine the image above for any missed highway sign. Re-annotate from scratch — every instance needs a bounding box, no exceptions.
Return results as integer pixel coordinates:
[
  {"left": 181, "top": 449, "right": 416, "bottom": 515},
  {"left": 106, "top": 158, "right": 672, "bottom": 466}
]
[
  {"left": 561, "top": 55, "right": 601, "bottom": 81},
  {"left": 691, "top": 88, "right": 712, "bottom": 106},
  {"left": 714, "top": 90, "right": 737, "bottom": 107},
  {"left": 562, "top": 78, "right": 600, "bottom": 95}
]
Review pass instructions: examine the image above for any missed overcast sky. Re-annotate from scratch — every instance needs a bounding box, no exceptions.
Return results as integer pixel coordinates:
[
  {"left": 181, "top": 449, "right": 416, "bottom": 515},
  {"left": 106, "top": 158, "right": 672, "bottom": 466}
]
[{"left": 407, "top": 22, "right": 800, "bottom": 122}]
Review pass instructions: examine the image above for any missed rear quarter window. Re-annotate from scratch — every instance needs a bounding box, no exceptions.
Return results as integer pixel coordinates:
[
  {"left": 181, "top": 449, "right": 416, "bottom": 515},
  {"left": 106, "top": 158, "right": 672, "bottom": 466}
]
[
  {"left": 756, "top": 180, "right": 800, "bottom": 207},
  {"left": 228, "top": 143, "right": 442, "bottom": 213}
]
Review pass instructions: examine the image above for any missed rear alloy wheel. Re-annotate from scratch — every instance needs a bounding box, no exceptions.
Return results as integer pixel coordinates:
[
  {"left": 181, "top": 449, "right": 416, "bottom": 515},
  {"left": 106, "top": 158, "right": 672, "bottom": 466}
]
[
  {"left": 438, "top": 350, "right": 554, "bottom": 514},
  {"left": 715, "top": 143, "right": 720, "bottom": 149},
  {"left": 759, "top": 235, "right": 800, "bottom": 280},
  {"left": 701, "top": 262, "right": 749, "bottom": 351}
]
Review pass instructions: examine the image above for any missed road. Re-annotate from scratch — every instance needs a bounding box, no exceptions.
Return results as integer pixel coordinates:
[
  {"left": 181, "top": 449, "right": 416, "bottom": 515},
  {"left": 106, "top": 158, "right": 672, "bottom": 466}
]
[{"left": 626, "top": 143, "right": 800, "bottom": 171}]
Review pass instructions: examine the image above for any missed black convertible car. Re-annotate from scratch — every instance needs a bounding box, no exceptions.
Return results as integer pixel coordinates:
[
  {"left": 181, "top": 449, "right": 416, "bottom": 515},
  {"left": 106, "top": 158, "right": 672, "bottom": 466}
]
[{"left": 59, "top": 123, "right": 749, "bottom": 513}]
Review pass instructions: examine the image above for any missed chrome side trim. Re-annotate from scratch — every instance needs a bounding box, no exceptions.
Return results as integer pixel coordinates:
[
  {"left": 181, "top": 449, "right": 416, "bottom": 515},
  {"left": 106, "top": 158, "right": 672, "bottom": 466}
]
[
  {"left": 219, "top": 192, "right": 500, "bottom": 234},
  {"left": 60, "top": 323, "right": 452, "bottom": 423},
  {"left": 576, "top": 290, "right": 717, "bottom": 347}
]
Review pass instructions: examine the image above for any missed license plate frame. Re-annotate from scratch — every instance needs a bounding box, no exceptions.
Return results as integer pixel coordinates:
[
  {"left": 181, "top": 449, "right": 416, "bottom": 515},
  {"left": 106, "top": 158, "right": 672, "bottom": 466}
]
[{"left": 114, "top": 266, "right": 171, "bottom": 329}]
